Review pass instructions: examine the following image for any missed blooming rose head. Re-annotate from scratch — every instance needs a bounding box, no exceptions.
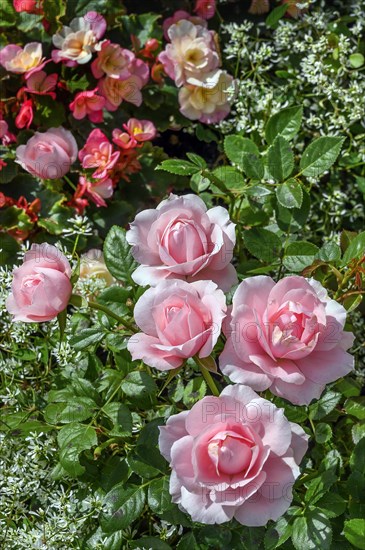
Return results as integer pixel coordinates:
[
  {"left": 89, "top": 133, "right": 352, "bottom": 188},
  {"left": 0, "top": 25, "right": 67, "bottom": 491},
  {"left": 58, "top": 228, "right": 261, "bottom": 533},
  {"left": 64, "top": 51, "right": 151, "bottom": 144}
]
[
  {"left": 0, "top": 43, "right": 44, "bottom": 76},
  {"left": 159, "top": 20, "right": 220, "bottom": 87},
  {"left": 194, "top": 0, "right": 216, "bottom": 19},
  {"left": 179, "top": 69, "right": 236, "bottom": 123},
  {"left": 6, "top": 243, "right": 72, "bottom": 322},
  {"left": 159, "top": 384, "right": 309, "bottom": 525},
  {"left": 15, "top": 127, "right": 78, "bottom": 180},
  {"left": 220, "top": 276, "right": 355, "bottom": 405},
  {"left": 80, "top": 249, "right": 114, "bottom": 286},
  {"left": 70, "top": 89, "right": 105, "bottom": 123},
  {"left": 91, "top": 40, "right": 135, "bottom": 79},
  {"left": 79, "top": 129, "right": 119, "bottom": 180},
  {"left": 128, "top": 279, "right": 226, "bottom": 371},
  {"left": 52, "top": 12, "right": 106, "bottom": 65},
  {"left": 126, "top": 193, "right": 237, "bottom": 291},
  {"left": 162, "top": 10, "right": 207, "bottom": 40}
]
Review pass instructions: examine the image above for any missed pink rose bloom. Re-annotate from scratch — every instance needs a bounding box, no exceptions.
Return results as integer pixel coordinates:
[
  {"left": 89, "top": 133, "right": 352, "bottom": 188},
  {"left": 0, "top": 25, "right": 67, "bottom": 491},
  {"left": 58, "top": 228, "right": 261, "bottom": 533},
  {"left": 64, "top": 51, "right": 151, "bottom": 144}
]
[
  {"left": 126, "top": 193, "right": 237, "bottom": 291},
  {"left": 79, "top": 129, "right": 119, "bottom": 180},
  {"left": 159, "top": 384, "right": 309, "bottom": 526},
  {"left": 52, "top": 11, "right": 106, "bottom": 65},
  {"left": 15, "top": 127, "right": 78, "bottom": 180},
  {"left": 91, "top": 40, "right": 135, "bottom": 79},
  {"left": 220, "top": 276, "right": 355, "bottom": 405},
  {"left": 15, "top": 99, "right": 34, "bottom": 129},
  {"left": 159, "top": 20, "right": 220, "bottom": 87},
  {"left": 194, "top": 0, "right": 216, "bottom": 19},
  {"left": 179, "top": 69, "right": 236, "bottom": 123},
  {"left": 6, "top": 243, "right": 72, "bottom": 322},
  {"left": 162, "top": 10, "right": 207, "bottom": 40},
  {"left": 78, "top": 175, "right": 113, "bottom": 207},
  {"left": 24, "top": 71, "right": 57, "bottom": 98},
  {"left": 0, "top": 43, "right": 44, "bottom": 76},
  {"left": 70, "top": 89, "right": 105, "bottom": 123},
  {"left": 128, "top": 279, "right": 226, "bottom": 371},
  {"left": 98, "top": 75, "right": 145, "bottom": 110}
]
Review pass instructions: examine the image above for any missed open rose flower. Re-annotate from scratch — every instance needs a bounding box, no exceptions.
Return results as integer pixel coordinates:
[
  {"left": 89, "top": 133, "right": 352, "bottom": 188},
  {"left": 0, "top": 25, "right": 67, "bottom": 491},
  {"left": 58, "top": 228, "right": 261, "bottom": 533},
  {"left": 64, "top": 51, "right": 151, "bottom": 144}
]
[
  {"left": 159, "top": 384, "right": 308, "bottom": 526},
  {"left": 6, "top": 243, "right": 72, "bottom": 322},
  {"left": 15, "top": 127, "right": 78, "bottom": 180},
  {"left": 79, "top": 129, "right": 119, "bottom": 179},
  {"left": 220, "top": 276, "right": 355, "bottom": 405},
  {"left": 126, "top": 193, "right": 237, "bottom": 291},
  {"left": 70, "top": 89, "right": 105, "bottom": 122},
  {"left": 128, "top": 279, "right": 226, "bottom": 371},
  {"left": 179, "top": 69, "right": 236, "bottom": 123},
  {"left": 52, "top": 11, "right": 106, "bottom": 65},
  {"left": 0, "top": 43, "right": 44, "bottom": 76},
  {"left": 159, "top": 20, "right": 220, "bottom": 87}
]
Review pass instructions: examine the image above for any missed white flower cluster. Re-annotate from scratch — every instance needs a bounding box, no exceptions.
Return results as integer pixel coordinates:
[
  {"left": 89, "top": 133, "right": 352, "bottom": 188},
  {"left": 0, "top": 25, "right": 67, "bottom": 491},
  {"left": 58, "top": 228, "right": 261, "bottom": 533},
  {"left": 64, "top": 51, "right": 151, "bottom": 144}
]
[{"left": 219, "top": 0, "right": 365, "bottom": 138}]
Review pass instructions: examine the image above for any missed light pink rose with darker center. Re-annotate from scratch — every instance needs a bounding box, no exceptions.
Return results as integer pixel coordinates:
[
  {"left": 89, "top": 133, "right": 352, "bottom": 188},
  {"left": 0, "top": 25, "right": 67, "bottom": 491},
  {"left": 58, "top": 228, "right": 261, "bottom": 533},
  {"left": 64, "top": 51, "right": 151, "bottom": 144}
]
[
  {"left": 126, "top": 194, "right": 237, "bottom": 291},
  {"left": 15, "top": 127, "right": 78, "bottom": 180},
  {"left": 6, "top": 243, "right": 72, "bottom": 322},
  {"left": 128, "top": 279, "right": 226, "bottom": 371},
  {"left": 159, "top": 384, "right": 308, "bottom": 526},
  {"left": 220, "top": 275, "right": 355, "bottom": 405}
]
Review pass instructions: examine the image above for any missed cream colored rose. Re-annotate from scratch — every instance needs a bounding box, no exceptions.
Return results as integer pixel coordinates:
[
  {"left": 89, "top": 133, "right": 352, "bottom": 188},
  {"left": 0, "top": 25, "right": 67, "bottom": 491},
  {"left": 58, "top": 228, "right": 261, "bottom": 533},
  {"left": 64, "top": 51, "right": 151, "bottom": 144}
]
[
  {"left": 79, "top": 249, "right": 114, "bottom": 286},
  {"left": 179, "top": 69, "right": 236, "bottom": 123}
]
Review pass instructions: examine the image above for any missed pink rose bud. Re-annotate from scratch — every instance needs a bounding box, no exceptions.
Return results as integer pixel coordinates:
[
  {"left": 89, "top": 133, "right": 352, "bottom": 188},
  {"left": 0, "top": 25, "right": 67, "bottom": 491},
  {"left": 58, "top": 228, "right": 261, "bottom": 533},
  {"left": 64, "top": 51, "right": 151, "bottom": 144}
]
[
  {"left": 126, "top": 193, "right": 237, "bottom": 291},
  {"left": 194, "top": 0, "right": 216, "bottom": 19},
  {"left": 159, "top": 384, "right": 309, "bottom": 526},
  {"left": 15, "top": 127, "right": 78, "bottom": 180},
  {"left": 128, "top": 279, "right": 226, "bottom": 371},
  {"left": 6, "top": 243, "right": 72, "bottom": 322},
  {"left": 220, "top": 275, "right": 355, "bottom": 405},
  {"left": 15, "top": 99, "right": 34, "bottom": 129}
]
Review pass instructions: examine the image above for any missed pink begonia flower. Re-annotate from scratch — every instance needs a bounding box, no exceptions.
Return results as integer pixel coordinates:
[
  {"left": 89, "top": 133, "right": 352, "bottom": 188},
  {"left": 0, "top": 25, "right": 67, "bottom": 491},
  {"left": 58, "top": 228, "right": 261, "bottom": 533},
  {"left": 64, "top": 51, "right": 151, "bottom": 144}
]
[
  {"left": 220, "top": 276, "right": 355, "bottom": 405},
  {"left": 158, "top": 20, "right": 220, "bottom": 87},
  {"left": 13, "top": 0, "right": 43, "bottom": 14},
  {"left": 24, "top": 71, "right": 57, "bottom": 98},
  {"left": 194, "top": 0, "right": 216, "bottom": 20},
  {"left": 162, "top": 10, "right": 207, "bottom": 40},
  {"left": 128, "top": 279, "right": 226, "bottom": 371},
  {"left": 0, "top": 43, "right": 45, "bottom": 77},
  {"left": 79, "top": 129, "right": 119, "bottom": 180},
  {"left": 15, "top": 99, "right": 34, "bottom": 129},
  {"left": 78, "top": 175, "right": 113, "bottom": 207},
  {"left": 98, "top": 75, "right": 145, "bottom": 110},
  {"left": 15, "top": 127, "right": 77, "bottom": 180},
  {"left": 159, "top": 384, "right": 309, "bottom": 526},
  {"left": 52, "top": 11, "right": 106, "bottom": 66},
  {"left": 126, "top": 193, "right": 237, "bottom": 292},
  {"left": 179, "top": 69, "right": 236, "bottom": 123},
  {"left": 91, "top": 40, "right": 135, "bottom": 79},
  {"left": 6, "top": 243, "right": 72, "bottom": 322},
  {"left": 112, "top": 118, "right": 156, "bottom": 149},
  {"left": 69, "top": 89, "right": 105, "bottom": 123}
]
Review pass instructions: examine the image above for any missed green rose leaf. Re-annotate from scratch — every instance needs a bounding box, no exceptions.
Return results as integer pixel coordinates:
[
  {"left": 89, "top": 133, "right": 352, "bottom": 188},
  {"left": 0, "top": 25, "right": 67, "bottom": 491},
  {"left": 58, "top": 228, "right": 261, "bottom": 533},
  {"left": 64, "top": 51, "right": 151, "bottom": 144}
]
[
  {"left": 243, "top": 227, "right": 282, "bottom": 263},
  {"left": 104, "top": 226, "right": 137, "bottom": 284},
  {"left": 267, "top": 136, "right": 294, "bottom": 181},
  {"left": 283, "top": 241, "right": 319, "bottom": 271},
  {"left": 300, "top": 136, "right": 345, "bottom": 177},
  {"left": 101, "top": 483, "right": 146, "bottom": 533},
  {"left": 344, "top": 519, "right": 365, "bottom": 549},
  {"left": 276, "top": 179, "right": 303, "bottom": 209},
  {"left": 265, "top": 105, "right": 303, "bottom": 144},
  {"left": 58, "top": 423, "right": 97, "bottom": 477}
]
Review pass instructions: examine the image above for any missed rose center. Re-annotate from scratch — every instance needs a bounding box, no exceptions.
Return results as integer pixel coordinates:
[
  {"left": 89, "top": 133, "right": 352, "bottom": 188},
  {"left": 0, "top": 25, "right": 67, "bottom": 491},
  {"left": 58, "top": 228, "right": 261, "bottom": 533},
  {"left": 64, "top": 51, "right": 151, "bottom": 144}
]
[
  {"left": 166, "top": 220, "right": 205, "bottom": 263},
  {"left": 208, "top": 434, "right": 252, "bottom": 476}
]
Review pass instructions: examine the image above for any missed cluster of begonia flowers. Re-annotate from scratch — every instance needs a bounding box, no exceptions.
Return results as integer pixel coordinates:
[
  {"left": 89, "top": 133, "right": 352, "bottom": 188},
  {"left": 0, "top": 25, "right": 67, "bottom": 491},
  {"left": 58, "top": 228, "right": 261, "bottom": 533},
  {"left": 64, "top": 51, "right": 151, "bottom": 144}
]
[
  {"left": 158, "top": 3, "right": 236, "bottom": 123},
  {"left": 6, "top": 193, "right": 355, "bottom": 527}
]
